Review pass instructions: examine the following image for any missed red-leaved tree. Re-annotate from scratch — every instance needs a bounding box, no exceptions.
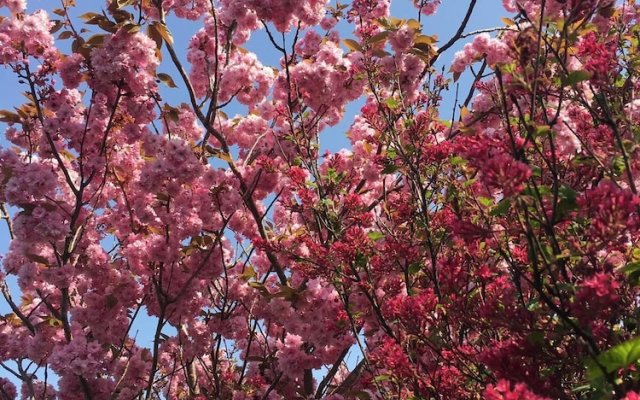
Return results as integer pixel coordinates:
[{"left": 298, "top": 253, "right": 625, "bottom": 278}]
[{"left": 1, "top": 0, "right": 640, "bottom": 398}]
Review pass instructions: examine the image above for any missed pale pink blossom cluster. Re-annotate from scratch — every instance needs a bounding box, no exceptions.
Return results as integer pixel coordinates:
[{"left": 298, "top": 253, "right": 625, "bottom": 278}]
[
  {"left": 187, "top": 19, "right": 274, "bottom": 104},
  {"left": 276, "top": 40, "right": 365, "bottom": 125},
  {"left": 21, "top": 380, "right": 56, "bottom": 399},
  {"left": 163, "top": 0, "right": 211, "bottom": 19},
  {"left": 320, "top": 15, "right": 338, "bottom": 30},
  {"left": 378, "top": 52, "right": 426, "bottom": 102},
  {"left": 3, "top": 158, "right": 57, "bottom": 206},
  {"left": 219, "top": 0, "right": 327, "bottom": 33},
  {"left": 233, "top": 278, "right": 356, "bottom": 385},
  {"left": 215, "top": 2, "right": 260, "bottom": 44},
  {"left": 0, "top": 9, "right": 54, "bottom": 63},
  {"left": 389, "top": 25, "right": 415, "bottom": 53},
  {"left": 451, "top": 33, "right": 510, "bottom": 73},
  {"left": 350, "top": 0, "right": 391, "bottom": 21},
  {"left": 224, "top": 114, "right": 270, "bottom": 149},
  {"left": 91, "top": 30, "right": 159, "bottom": 95},
  {"left": 0, "top": 0, "right": 25, "bottom": 14},
  {"left": 42, "top": 88, "right": 86, "bottom": 150},
  {"left": 349, "top": 114, "right": 382, "bottom": 182},
  {"left": 48, "top": 331, "right": 106, "bottom": 376},
  {"left": 0, "top": 378, "right": 17, "bottom": 398},
  {"left": 220, "top": 52, "right": 275, "bottom": 106},
  {"left": 625, "top": 99, "right": 640, "bottom": 122},
  {"left": 163, "top": 105, "right": 202, "bottom": 142},
  {"left": 56, "top": 53, "right": 84, "bottom": 89},
  {"left": 138, "top": 137, "right": 203, "bottom": 193},
  {"left": 551, "top": 108, "right": 583, "bottom": 158},
  {"left": 413, "top": 0, "right": 441, "bottom": 15},
  {"left": 295, "top": 29, "right": 324, "bottom": 57}
]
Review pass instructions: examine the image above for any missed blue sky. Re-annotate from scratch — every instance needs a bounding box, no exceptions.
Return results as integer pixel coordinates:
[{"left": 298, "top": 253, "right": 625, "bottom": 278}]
[{"left": 0, "top": 0, "right": 508, "bottom": 392}]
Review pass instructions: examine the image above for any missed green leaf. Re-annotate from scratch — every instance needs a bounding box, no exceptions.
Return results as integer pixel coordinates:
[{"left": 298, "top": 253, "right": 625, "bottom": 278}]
[
  {"left": 406, "top": 19, "right": 421, "bottom": 31},
  {"left": 571, "top": 384, "right": 592, "bottom": 393},
  {"left": 490, "top": 198, "right": 512, "bottom": 216},
  {"left": 535, "top": 125, "right": 552, "bottom": 137},
  {"left": 414, "top": 34, "right": 436, "bottom": 45},
  {"left": 319, "top": 198, "right": 334, "bottom": 207},
  {"left": 355, "top": 252, "right": 368, "bottom": 268},
  {"left": 117, "top": 0, "right": 136, "bottom": 7},
  {"left": 26, "top": 253, "right": 50, "bottom": 265},
  {"left": 526, "top": 330, "right": 545, "bottom": 346},
  {"left": 122, "top": 23, "right": 140, "bottom": 33},
  {"left": 343, "top": 39, "right": 362, "bottom": 52},
  {"left": 367, "top": 231, "right": 385, "bottom": 241},
  {"left": 621, "top": 261, "right": 640, "bottom": 275},
  {"left": 355, "top": 391, "right": 372, "bottom": 400},
  {"left": 151, "top": 22, "right": 173, "bottom": 45},
  {"left": 562, "top": 70, "right": 593, "bottom": 86},
  {"left": 58, "top": 31, "right": 74, "bottom": 39},
  {"left": 368, "top": 30, "right": 389, "bottom": 44},
  {"left": 272, "top": 285, "right": 302, "bottom": 301},
  {"left": 557, "top": 185, "right": 578, "bottom": 217},
  {"left": 612, "top": 155, "right": 626, "bottom": 176},
  {"left": 622, "top": 261, "right": 640, "bottom": 285},
  {"left": 478, "top": 197, "right": 493, "bottom": 207},
  {"left": 325, "top": 168, "right": 344, "bottom": 183},
  {"left": 374, "top": 374, "right": 392, "bottom": 382},
  {"left": 526, "top": 298, "right": 540, "bottom": 312},
  {"left": 408, "top": 262, "right": 422, "bottom": 275},
  {"left": 158, "top": 72, "right": 178, "bottom": 88},
  {"left": 85, "top": 34, "right": 107, "bottom": 46},
  {"left": 381, "top": 163, "right": 399, "bottom": 174},
  {"left": 530, "top": 165, "right": 542, "bottom": 177},
  {"left": 106, "top": 294, "right": 118, "bottom": 308},
  {"left": 79, "top": 12, "right": 102, "bottom": 21},
  {"left": 586, "top": 336, "right": 640, "bottom": 381},
  {"left": 385, "top": 97, "right": 399, "bottom": 110},
  {"left": 386, "top": 147, "right": 397, "bottom": 159},
  {"left": 240, "top": 266, "right": 257, "bottom": 281},
  {"left": 559, "top": 185, "right": 577, "bottom": 201},
  {"left": 248, "top": 281, "right": 271, "bottom": 297},
  {"left": 0, "top": 110, "right": 20, "bottom": 123}
]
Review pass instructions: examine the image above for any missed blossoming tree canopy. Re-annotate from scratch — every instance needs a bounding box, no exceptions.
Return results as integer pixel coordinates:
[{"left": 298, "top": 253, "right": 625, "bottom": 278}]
[{"left": 0, "top": 0, "right": 640, "bottom": 398}]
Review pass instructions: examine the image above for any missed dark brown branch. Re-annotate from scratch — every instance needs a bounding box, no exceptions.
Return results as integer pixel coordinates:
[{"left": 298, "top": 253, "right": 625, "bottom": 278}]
[{"left": 432, "top": 0, "right": 477, "bottom": 64}]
